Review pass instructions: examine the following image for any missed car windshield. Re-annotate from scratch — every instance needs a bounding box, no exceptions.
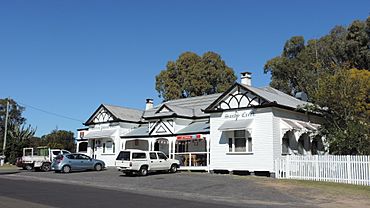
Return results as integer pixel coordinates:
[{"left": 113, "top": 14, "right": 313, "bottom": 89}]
[{"left": 116, "top": 151, "right": 130, "bottom": 161}]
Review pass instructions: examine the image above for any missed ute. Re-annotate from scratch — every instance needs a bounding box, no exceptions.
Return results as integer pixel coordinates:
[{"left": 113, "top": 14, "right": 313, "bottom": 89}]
[
  {"left": 16, "top": 146, "right": 71, "bottom": 172},
  {"left": 115, "top": 149, "right": 180, "bottom": 176}
]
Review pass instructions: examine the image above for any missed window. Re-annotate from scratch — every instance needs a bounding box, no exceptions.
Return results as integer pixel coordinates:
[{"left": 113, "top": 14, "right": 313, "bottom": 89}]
[
  {"left": 65, "top": 155, "right": 75, "bottom": 159},
  {"left": 62, "top": 150, "right": 70, "bottom": 155},
  {"left": 103, "top": 143, "right": 106, "bottom": 153},
  {"left": 132, "top": 153, "right": 146, "bottom": 159},
  {"left": 76, "top": 154, "right": 90, "bottom": 160},
  {"left": 112, "top": 142, "right": 115, "bottom": 153},
  {"left": 149, "top": 152, "right": 157, "bottom": 160},
  {"left": 52, "top": 151, "right": 60, "bottom": 156},
  {"left": 116, "top": 151, "right": 130, "bottom": 160},
  {"left": 157, "top": 152, "right": 168, "bottom": 160},
  {"left": 228, "top": 130, "right": 252, "bottom": 153}
]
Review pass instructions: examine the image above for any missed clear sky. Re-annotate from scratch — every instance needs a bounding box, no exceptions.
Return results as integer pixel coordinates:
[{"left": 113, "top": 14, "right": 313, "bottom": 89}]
[{"left": 0, "top": 0, "right": 369, "bottom": 137}]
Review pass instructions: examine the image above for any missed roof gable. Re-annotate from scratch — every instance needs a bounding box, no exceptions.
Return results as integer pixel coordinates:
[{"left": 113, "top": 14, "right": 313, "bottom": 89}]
[
  {"left": 205, "top": 83, "right": 269, "bottom": 111},
  {"left": 84, "top": 104, "right": 143, "bottom": 125},
  {"left": 84, "top": 105, "right": 117, "bottom": 125}
]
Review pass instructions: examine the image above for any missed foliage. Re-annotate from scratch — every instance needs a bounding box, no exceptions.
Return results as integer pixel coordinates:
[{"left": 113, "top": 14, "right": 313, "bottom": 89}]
[
  {"left": 312, "top": 69, "right": 370, "bottom": 154},
  {"left": 264, "top": 16, "right": 370, "bottom": 154},
  {"left": 39, "top": 129, "right": 76, "bottom": 152},
  {"left": 0, "top": 98, "right": 36, "bottom": 163},
  {"left": 264, "top": 16, "right": 369, "bottom": 96},
  {"left": 155, "top": 51, "right": 237, "bottom": 101}
]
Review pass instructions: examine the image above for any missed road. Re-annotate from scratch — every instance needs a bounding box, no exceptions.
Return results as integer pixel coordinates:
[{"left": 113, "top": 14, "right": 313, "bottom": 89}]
[{"left": 0, "top": 177, "right": 252, "bottom": 208}]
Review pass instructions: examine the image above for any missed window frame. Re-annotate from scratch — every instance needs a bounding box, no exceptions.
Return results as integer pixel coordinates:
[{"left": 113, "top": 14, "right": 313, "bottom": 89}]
[{"left": 228, "top": 130, "right": 253, "bottom": 154}]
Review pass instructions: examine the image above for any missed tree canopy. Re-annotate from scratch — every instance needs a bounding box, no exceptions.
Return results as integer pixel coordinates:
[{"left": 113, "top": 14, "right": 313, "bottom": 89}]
[
  {"left": 155, "top": 51, "right": 237, "bottom": 101},
  {"left": 0, "top": 98, "right": 36, "bottom": 163},
  {"left": 264, "top": 16, "right": 370, "bottom": 154}
]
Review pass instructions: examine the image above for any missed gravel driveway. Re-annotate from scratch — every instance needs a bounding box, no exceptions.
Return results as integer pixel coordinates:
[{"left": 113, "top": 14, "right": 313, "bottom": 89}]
[{"left": 0, "top": 168, "right": 326, "bottom": 207}]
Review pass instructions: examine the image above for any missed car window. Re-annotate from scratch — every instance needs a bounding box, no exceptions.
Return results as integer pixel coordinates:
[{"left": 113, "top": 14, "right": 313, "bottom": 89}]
[
  {"left": 116, "top": 151, "right": 130, "bottom": 161},
  {"left": 132, "top": 153, "right": 146, "bottom": 159},
  {"left": 157, "top": 152, "right": 167, "bottom": 160},
  {"left": 62, "top": 150, "right": 70, "bottom": 155},
  {"left": 66, "top": 155, "right": 75, "bottom": 159},
  {"left": 149, "top": 153, "right": 157, "bottom": 160},
  {"left": 56, "top": 155, "right": 65, "bottom": 160},
  {"left": 76, "top": 154, "right": 90, "bottom": 160},
  {"left": 52, "top": 151, "right": 60, "bottom": 156}
]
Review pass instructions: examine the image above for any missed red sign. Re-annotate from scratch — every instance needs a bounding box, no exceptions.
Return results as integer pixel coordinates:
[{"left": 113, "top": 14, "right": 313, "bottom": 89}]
[{"left": 176, "top": 134, "right": 202, "bottom": 140}]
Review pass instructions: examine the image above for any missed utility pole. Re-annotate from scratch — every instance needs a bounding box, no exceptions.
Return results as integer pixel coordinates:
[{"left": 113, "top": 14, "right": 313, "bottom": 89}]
[{"left": 1, "top": 98, "right": 9, "bottom": 165}]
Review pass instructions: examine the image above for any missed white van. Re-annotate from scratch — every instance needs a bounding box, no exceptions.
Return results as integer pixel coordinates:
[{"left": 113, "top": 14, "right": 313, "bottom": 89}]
[{"left": 115, "top": 149, "right": 180, "bottom": 176}]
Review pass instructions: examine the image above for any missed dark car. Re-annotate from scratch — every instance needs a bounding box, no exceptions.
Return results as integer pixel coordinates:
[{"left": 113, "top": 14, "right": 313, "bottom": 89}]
[{"left": 51, "top": 153, "right": 105, "bottom": 173}]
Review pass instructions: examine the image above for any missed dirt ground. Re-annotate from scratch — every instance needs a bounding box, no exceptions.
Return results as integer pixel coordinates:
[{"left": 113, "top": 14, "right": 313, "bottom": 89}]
[{"left": 246, "top": 176, "right": 370, "bottom": 208}]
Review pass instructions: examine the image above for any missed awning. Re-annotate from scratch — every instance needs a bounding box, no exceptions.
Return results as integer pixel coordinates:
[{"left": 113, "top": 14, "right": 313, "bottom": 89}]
[
  {"left": 83, "top": 129, "right": 117, "bottom": 139},
  {"left": 281, "top": 119, "right": 302, "bottom": 130},
  {"left": 297, "top": 121, "right": 317, "bottom": 131},
  {"left": 218, "top": 119, "right": 253, "bottom": 131}
]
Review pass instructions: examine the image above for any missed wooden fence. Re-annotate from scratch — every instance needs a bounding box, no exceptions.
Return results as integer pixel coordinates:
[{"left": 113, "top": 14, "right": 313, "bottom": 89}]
[{"left": 274, "top": 155, "right": 370, "bottom": 186}]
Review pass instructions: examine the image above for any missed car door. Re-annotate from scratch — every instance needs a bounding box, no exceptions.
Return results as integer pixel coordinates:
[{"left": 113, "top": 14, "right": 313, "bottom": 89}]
[
  {"left": 77, "top": 154, "right": 94, "bottom": 170},
  {"left": 157, "top": 152, "right": 170, "bottom": 170},
  {"left": 66, "top": 154, "right": 82, "bottom": 170},
  {"left": 149, "top": 152, "right": 160, "bottom": 171}
]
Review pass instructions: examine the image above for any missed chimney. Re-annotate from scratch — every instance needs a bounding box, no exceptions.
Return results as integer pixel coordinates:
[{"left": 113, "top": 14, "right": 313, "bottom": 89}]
[
  {"left": 145, "top": 99, "right": 154, "bottom": 110},
  {"left": 240, "top": 72, "right": 252, "bottom": 86}
]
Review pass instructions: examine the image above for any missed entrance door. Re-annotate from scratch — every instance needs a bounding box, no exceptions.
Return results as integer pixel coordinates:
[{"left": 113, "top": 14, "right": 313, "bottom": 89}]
[{"left": 154, "top": 138, "right": 169, "bottom": 156}]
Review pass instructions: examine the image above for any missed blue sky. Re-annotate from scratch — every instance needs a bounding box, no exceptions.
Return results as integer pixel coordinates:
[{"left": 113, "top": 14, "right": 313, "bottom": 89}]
[{"left": 0, "top": 1, "right": 369, "bottom": 137}]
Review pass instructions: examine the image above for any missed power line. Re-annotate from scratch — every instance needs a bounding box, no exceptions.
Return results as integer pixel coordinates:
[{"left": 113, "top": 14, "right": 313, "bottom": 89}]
[{"left": 17, "top": 101, "right": 84, "bottom": 123}]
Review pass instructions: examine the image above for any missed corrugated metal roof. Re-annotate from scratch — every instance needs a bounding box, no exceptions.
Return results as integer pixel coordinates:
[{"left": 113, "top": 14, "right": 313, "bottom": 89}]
[
  {"left": 103, "top": 104, "right": 144, "bottom": 123},
  {"left": 176, "top": 121, "right": 210, "bottom": 134},
  {"left": 121, "top": 125, "right": 149, "bottom": 137},
  {"left": 242, "top": 85, "right": 310, "bottom": 109},
  {"left": 143, "top": 93, "right": 222, "bottom": 118}
]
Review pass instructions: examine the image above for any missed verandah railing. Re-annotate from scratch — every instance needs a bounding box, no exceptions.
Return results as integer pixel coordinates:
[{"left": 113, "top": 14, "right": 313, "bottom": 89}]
[{"left": 274, "top": 155, "right": 370, "bottom": 186}]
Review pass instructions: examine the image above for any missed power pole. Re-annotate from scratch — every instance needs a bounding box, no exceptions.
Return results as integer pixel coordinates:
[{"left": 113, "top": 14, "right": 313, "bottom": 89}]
[{"left": 2, "top": 98, "right": 9, "bottom": 157}]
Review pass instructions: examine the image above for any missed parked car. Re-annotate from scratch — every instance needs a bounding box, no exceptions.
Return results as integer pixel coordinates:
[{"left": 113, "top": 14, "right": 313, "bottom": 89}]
[
  {"left": 16, "top": 147, "right": 71, "bottom": 172},
  {"left": 115, "top": 149, "right": 180, "bottom": 176},
  {"left": 51, "top": 153, "right": 105, "bottom": 173}
]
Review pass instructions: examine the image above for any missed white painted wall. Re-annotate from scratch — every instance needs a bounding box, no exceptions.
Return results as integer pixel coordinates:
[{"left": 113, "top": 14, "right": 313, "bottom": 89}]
[{"left": 209, "top": 108, "right": 275, "bottom": 172}]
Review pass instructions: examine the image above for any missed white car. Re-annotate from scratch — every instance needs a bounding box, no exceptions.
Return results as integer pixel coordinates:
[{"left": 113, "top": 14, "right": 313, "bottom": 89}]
[{"left": 115, "top": 149, "right": 180, "bottom": 176}]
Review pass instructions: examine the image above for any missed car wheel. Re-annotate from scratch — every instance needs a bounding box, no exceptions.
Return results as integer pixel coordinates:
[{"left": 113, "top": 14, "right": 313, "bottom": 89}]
[
  {"left": 62, "top": 165, "right": 71, "bottom": 173},
  {"left": 25, "top": 164, "right": 33, "bottom": 171},
  {"left": 94, "top": 163, "right": 103, "bottom": 171},
  {"left": 41, "top": 163, "right": 51, "bottom": 172},
  {"left": 169, "top": 164, "right": 177, "bottom": 173},
  {"left": 139, "top": 166, "right": 148, "bottom": 176}
]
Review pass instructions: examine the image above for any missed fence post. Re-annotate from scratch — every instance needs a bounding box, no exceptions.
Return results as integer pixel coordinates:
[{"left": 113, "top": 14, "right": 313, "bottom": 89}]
[
  {"left": 286, "top": 155, "right": 290, "bottom": 179},
  {"left": 315, "top": 155, "right": 319, "bottom": 181},
  {"left": 346, "top": 155, "right": 352, "bottom": 184}
]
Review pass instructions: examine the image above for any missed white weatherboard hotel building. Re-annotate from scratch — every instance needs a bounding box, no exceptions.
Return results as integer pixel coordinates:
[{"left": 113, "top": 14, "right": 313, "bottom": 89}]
[{"left": 76, "top": 73, "right": 326, "bottom": 175}]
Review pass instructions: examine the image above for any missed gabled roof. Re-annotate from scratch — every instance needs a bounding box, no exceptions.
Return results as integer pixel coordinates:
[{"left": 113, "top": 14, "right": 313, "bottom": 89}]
[
  {"left": 143, "top": 93, "right": 222, "bottom": 119},
  {"left": 84, "top": 104, "right": 144, "bottom": 125},
  {"left": 205, "top": 83, "right": 311, "bottom": 112}
]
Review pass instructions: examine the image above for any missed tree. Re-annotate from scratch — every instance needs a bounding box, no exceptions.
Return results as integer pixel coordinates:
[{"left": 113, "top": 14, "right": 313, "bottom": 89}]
[
  {"left": 40, "top": 129, "right": 75, "bottom": 152},
  {"left": 0, "top": 98, "right": 36, "bottom": 163},
  {"left": 264, "top": 16, "right": 370, "bottom": 154},
  {"left": 5, "top": 124, "right": 36, "bottom": 163},
  {"left": 310, "top": 68, "right": 370, "bottom": 154},
  {"left": 155, "top": 51, "right": 237, "bottom": 101}
]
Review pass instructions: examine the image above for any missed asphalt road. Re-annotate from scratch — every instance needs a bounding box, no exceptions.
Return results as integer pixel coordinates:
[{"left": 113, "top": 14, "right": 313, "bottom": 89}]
[
  {"left": 0, "top": 177, "right": 262, "bottom": 208},
  {"left": 0, "top": 169, "right": 314, "bottom": 207}
]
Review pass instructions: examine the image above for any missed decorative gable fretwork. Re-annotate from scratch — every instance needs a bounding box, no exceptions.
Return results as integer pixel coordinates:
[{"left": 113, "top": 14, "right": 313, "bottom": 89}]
[
  {"left": 210, "top": 85, "right": 269, "bottom": 111},
  {"left": 149, "top": 119, "right": 174, "bottom": 135},
  {"left": 93, "top": 108, "right": 114, "bottom": 123}
]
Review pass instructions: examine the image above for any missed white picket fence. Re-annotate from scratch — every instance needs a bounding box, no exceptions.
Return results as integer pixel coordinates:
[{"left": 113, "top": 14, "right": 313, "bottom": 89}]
[{"left": 274, "top": 155, "right": 370, "bottom": 186}]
